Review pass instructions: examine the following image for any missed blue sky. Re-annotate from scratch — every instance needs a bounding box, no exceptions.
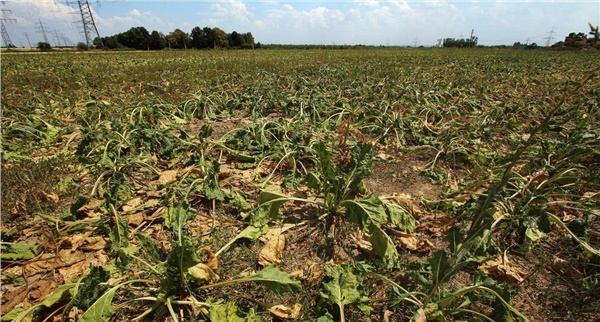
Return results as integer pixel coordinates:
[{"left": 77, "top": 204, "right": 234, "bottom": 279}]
[{"left": 1, "top": 1, "right": 599, "bottom": 47}]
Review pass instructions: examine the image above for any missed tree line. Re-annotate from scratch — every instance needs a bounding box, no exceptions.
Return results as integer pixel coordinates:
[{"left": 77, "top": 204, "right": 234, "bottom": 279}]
[{"left": 93, "top": 26, "right": 257, "bottom": 50}]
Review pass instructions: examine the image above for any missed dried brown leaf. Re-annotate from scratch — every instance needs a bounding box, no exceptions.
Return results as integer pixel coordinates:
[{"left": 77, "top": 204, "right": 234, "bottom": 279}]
[
  {"left": 122, "top": 197, "right": 143, "bottom": 212},
  {"left": 188, "top": 263, "right": 219, "bottom": 281},
  {"left": 38, "top": 191, "right": 59, "bottom": 203},
  {"left": 383, "top": 310, "right": 394, "bottom": 322},
  {"left": 414, "top": 308, "right": 427, "bottom": 322},
  {"left": 258, "top": 233, "right": 286, "bottom": 267},
  {"left": 348, "top": 231, "right": 372, "bottom": 252},
  {"left": 201, "top": 247, "right": 218, "bottom": 272},
  {"left": 421, "top": 217, "right": 456, "bottom": 237},
  {"left": 478, "top": 255, "right": 525, "bottom": 283},
  {"left": 127, "top": 212, "right": 145, "bottom": 226},
  {"left": 157, "top": 169, "right": 179, "bottom": 185},
  {"left": 267, "top": 303, "right": 302, "bottom": 319}
]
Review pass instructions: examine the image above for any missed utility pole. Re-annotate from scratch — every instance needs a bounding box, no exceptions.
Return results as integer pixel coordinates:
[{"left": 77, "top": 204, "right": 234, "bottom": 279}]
[
  {"left": 23, "top": 32, "right": 32, "bottom": 47},
  {"left": 1, "top": 9, "right": 16, "bottom": 47},
  {"left": 413, "top": 36, "right": 419, "bottom": 48},
  {"left": 525, "top": 37, "right": 530, "bottom": 45},
  {"left": 544, "top": 26, "right": 556, "bottom": 47},
  {"left": 36, "top": 18, "right": 50, "bottom": 44},
  {"left": 71, "top": 0, "right": 103, "bottom": 48}
]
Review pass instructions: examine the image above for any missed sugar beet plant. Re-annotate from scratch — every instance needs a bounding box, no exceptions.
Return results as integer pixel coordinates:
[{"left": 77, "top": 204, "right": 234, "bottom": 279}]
[{"left": 220, "top": 121, "right": 418, "bottom": 266}]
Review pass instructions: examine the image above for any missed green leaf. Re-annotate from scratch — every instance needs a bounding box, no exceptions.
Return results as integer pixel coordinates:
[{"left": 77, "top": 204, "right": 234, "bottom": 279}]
[
  {"left": 343, "top": 195, "right": 387, "bottom": 229},
  {"left": 42, "top": 283, "right": 77, "bottom": 307},
  {"left": 78, "top": 279, "right": 150, "bottom": 322},
  {"left": 315, "top": 313, "right": 335, "bottom": 322},
  {"left": 443, "top": 226, "right": 463, "bottom": 254},
  {"left": 343, "top": 196, "right": 399, "bottom": 266},
  {"left": 422, "top": 168, "right": 447, "bottom": 185},
  {"left": 319, "top": 265, "right": 372, "bottom": 319},
  {"left": 0, "top": 242, "right": 39, "bottom": 260},
  {"left": 519, "top": 227, "right": 546, "bottom": 253},
  {"left": 254, "top": 189, "right": 292, "bottom": 226},
  {"left": 229, "top": 192, "right": 252, "bottom": 212},
  {"left": 163, "top": 200, "right": 196, "bottom": 230},
  {"left": 429, "top": 250, "right": 452, "bottom": 289},
  {"left": 208, "top": 301, "right": 262, "bottom": 322},
  {"left": 71, "top": 266, "right": 110, "bottom": 311},
  {"left": 78, "top": 285, "right": 119, "bottom": 322},
  {"left": 384, "top": 203, "right": 419, "bottom": 232},
  {"left": 215, "top": 225, "right": 267, "bottom": 257},
  {"left": 370, "top": 226, "right": 400, "bottom": 266},
  {"left": 1, "top": 308, "right": 26, "bottom": 322},
  {"left": 134, "top": 232, "right": 163, "bottom": 264},
  {"left": 203, "top": 264, "right": 301, "bottom": 295},
  {"left": 242, "top": 264, "right": 302, "bottom": 295}
]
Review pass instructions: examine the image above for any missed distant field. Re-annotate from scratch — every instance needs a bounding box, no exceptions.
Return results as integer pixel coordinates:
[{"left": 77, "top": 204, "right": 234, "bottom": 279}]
[{"left": 2, "top": 48, "right": 599, "bottom": 321}]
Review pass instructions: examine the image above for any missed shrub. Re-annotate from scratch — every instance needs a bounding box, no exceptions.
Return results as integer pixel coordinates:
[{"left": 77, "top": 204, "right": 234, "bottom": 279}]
[
  {"left": 76, "top": 42, "right": 89, "bottom": 51},
  {"left": 37, "top": 42, "right": 52, "bottom": 52}
]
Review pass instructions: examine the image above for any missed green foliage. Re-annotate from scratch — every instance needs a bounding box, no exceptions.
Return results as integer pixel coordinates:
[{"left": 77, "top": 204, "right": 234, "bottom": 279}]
[
  {"left": 76, "top": 42, "right": 89, "bottom": 51},
  {"left": 208, "top": 301, "right": 261, "bottom": 321},
  {"left": 318, "top": 264, "right": 372, "bottom": 322},
  {"left": 37, "top": 42, "right": 51, "bottom": 51},
  {"left": 0, "top": 243, "right": 39, "bottom": 260},
  {"left": 70, "top": 266, "right": 110, "bottom": 311},
  {"left": 2, "top": 48, "right": 599, "bottom": 322}
]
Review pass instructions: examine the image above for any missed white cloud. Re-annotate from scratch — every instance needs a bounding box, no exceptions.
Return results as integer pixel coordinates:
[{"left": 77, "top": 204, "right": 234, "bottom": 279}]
[
  {"left": 354, "top": 0, "right": 379, "bottom": 8},
  {"left": 211, "top": 0, "right": 253, "bottom": 23}
]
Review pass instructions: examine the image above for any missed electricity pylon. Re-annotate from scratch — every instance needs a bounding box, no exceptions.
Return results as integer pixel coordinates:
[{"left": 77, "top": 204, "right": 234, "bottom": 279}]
[
  {"left": 70, "top": 0, "right": 103, "bottom": 48},
  {"left": 36, "top": 19, "right": 50, "bottom": 44},
  {"left": 1, "top": 9, "right": 16, "bottom": 47}
]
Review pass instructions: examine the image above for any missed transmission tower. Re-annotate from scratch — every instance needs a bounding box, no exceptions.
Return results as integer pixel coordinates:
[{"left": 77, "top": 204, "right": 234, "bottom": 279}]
[
  {"left": 24, "top": 32, "right": 32, "bottom": 47},
  {"left": 544, "top": 26, "right": 556, "bottom": 47},
  {"left": 1, "top": 9, "right": 16, "bottom": 47},
  {"left": 71, "top": 0, "right": 103, "bottom": 48},
  {"left": 36, "top": 19, "right": 50, "bottom": 44}
]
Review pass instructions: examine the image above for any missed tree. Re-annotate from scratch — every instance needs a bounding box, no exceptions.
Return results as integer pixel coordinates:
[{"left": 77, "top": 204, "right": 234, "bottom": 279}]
[
  {"left": 118, "top": 27, "right": 151, "bottom": 50},
  {"left": 37, "top": 42, "right": 51, "bottom": 52},
  {"left": 242, "top": 32, "right": 255, "bottom": 49},
  {"left": 76, "top": 42, "right": 89, "bottom": 51},
  {"left": 149, "top": 30, "right": 166, "bottom": 50},
  {"left": 166, "top": 29, "right": 190, "bottom": 49},
  {"left": 228, "top": 31, "right": 243, "bottom": 48},
  {"left": 190, "top": 26, "right": 202, "bottom": 49},
  {"left": 213, "top": 27, "right": 228, "bottom": 48}
]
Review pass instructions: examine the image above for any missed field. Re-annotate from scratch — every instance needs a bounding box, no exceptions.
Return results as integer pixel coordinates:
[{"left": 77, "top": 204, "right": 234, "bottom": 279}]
[{"left": 1, "top": 48, "right": 599, "bottom": 321}]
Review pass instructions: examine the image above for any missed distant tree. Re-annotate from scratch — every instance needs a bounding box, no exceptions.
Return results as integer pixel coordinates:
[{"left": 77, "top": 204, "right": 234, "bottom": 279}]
[
  {"left": 190, "top": 26, "right": 203, "bottom": 49},
  {"left": 149, "top": 30, "right": 166, "bottom": 50},
  {"left": 242, "top": 32, "right": 255, "bottom": 49},
  {"left": 37, "top": 42, "right": 51, "bottom": 52},
  {"left": 228, "top": 31, "right": 243, "bottom": 48},
  {"left": 76, "top": 42, "right": 89, "bottom": 51},
  {"left": 102, "top": 35, "right": 123, "bottom": 49},
  {"left": 213, "top": 27, "right": 228, "bottom": 48},
  {"left": 166, "top": 29, "right": 189, "bottom": 49},
  {"left": 118, "top": 27, "right": 151, "bottom": 50}
]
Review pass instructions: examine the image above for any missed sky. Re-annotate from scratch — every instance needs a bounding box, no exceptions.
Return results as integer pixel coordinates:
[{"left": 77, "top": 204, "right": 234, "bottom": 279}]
[{"left": 0, "top": 0, "right": 599, "bottom": 47}]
